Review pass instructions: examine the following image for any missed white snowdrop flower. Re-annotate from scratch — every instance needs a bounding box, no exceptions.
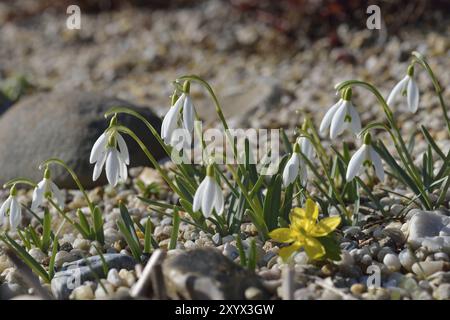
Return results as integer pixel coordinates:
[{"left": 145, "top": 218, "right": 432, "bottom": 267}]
[
  {"left": 193, "top": 165, "right": 224, "bottom": 218},
  {"left": 0, "top": 185, "right": 22, "bottom": 231},
  {"left": 346, "top": 133, "right": 384, "bottom": 182},
  {"left": 31, "top": 167, "right": 65, "bottom": 211},
  {"left": 297, "top": 136, "right": 314, "bottom": 160},
  {"left": 161, "top": 81, "right": 196, "bottom": 146},
  {"left": 387, "top": 65, "right": 419, "bottom": 113},
  {"left": 282, "top": 143, "right": 307, "bottom": 187},
  {"left": 90, "top": 116, "right": 130, "bottom": 187},
  {"left": 320, "top": 88, "right": 361, "bottom": 139}
]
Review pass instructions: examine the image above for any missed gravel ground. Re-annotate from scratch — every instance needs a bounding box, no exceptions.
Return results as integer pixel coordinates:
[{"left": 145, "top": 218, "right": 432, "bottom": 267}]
[{"left": 0, "top": 0, "right": 450, "bottom": 300}]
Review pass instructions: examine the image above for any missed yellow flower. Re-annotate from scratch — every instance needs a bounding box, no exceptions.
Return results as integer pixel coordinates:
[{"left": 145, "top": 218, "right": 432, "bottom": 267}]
[{"left": 269, "top": 198, "right": 341, "bottom": 261}]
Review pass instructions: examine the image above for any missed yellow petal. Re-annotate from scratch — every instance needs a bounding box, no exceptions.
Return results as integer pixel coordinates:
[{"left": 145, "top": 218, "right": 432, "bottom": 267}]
[
  {"left": 305, "top": 198, "right": 319, "bottom": 221},
  {"left": 279, "top": 242, "right": 302, "bottom": 261},
  {"left": 310, "top": 216, "right": 341, "bottom": 237},
  {"left": 303, "top": 236, "right": 326, "bottom": 260},
  {"left": 269, "top": 228, "right": 295, "bottom": 243}
]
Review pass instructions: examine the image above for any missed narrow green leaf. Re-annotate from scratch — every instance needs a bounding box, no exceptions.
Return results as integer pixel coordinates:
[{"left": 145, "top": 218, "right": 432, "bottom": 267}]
[
  {"left": 169, "top": 208, "right": 180, "bottom": 250},
  {"left": 93, "top": 206, "right": 104, "bottom": 244},
  {"left": 117, "top": 220, "right": 142, "bottom": 262},
  {"left": 143, "top": 218, "right": 153, "bottom": 254}
]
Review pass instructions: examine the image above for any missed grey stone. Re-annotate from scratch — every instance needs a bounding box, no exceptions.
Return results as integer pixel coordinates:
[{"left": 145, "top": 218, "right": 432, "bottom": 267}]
[
  {"left": 162, "top": 248, "right": 268, "bottom": 300},
  {"left": 51, "top": 254, "right": 136, "bottom": 299},
  {"left": 0, "top": 90, "right": 165, "bottom": 189},
  {"left": 407, "top": 210, "right": 450, "bottom": 253},
  {"left": 0, "top": 282, "right": 28, "bottom": 300}
]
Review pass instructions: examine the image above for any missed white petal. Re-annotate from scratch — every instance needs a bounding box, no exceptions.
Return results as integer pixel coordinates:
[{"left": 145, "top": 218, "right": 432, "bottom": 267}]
[
  {"left": 31, "top": 179, "right": 46, "bottom": 211},
  {"left": 161, "top": 95, "right": 183, "bottom": 144},
  {"left": 201, "top": 177, "right": 215, "bottom": 218},
  {"left": 50, "top": 181, "right": 65, "bottom": 209},
  {"left": 116, "top": 133, "right": 130, "bottom": 165},
  {"left": 299, "top": 160, "right": 308, "bottom": 186},
  {"left": 299, "top": 137, "right": 314, "bottom": 159},
  {"left": 106, "top": 149, "right": 120, "bottom": 187},
  {"left": 9, "top": 197, "right": 21, "bottom": 231},
  {"left": 387, "top": 76, "right": 409, "bottom": 106},
  {"left": 369, "top": 147, "right": 385, "bottom": 182},
  {"left": 320, "top": 99, "right": 342, "bottom": 135},
  {"left": 282, "top": 154, "right": 300, "bottom": 187},
  {"left": 348, "top": 103, "right": 362, "bottom": 135},
  {"left": 0, "top": 197, "right": 12, "bottom": 221},
  {"left": 119, "top": 160, "right": 128, "bottom": 182},
  {"left": 92, "top": 151, "right": 107, "bottom": 181},
  {"left": 183, "top": 95, "right": 195, "bottom": 133},
  {"left": 193, "top": 178, "right": 208, "bottom": 212},
  {"left": 89, "top": 133, "right": 108, "bottom": 164},
  {"left": 213, "top": 181, "right": 224, "bottom": 214},
  {"left": 330, "top": 102, "right": 348, "bottom": 139},
  {"left": 407, "top": 78, "right": 419, "bottom": 113},
  {"left": 346, "top": 145, "right": 368, "bottom": 181}
]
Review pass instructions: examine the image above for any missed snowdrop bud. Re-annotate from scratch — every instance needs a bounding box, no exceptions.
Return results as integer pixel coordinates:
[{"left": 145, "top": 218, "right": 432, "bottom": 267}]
[{"left": 193, "top": 165, "right": 224, "bottom": 218}]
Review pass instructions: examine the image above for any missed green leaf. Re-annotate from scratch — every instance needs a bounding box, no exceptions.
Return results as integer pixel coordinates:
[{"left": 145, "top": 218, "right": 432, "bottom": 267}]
[
  {"left": 117, "top": 220, "right": 142, "bottom": 262},
  {"left": 119, "top": 202, "right": 139, "bottom": 244},
  {"left": 235, "top": 234, "right": 247, "bottom": 267},
  {"left": 169, "top": 208, "right": 180, "bottom": 250},
  {"left": 48, "top": 240, "right": 59, "bottom": 280},
  {"left": 263, "top": 174, "right": 282, "bottom": 231},
  {"left": 93, "top": 206, "right": 104, "bottom": 244},
  {"left": 143, "top": 218, "right": 154, "bottom": 254},
  {"left": 317, "top": 235, "right": 341, "bottom": 261},
  {"left": 1, "top": 234, "right": 50, "bottom": 283},
  {"left": 77, "top": 209, "right": 92, "bottom": 237},
  {"left": 247, "top": 238, "right": 257, "bottom": 271},
  {"left": 41, "top": 208, "right": 52, "bottom": 253}
]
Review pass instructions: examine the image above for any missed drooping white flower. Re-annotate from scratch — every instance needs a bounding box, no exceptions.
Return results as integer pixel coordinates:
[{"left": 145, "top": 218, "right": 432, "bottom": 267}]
[
  {"left": 387, "top": 65, "right": 419, "bottom": 113},
  {"left": 90, "top": 117, "right": 130, "bottom": 187},
  {"left": 346, "top": 133, "right": 384, "bottom": 182},
  {"left": 320, "top": 88, "right": 361, "bottom": 139},
  {"left": 193, "top": 165, "right": 224, "bottom": 218},
  {"left": 161, "top": 81, "right": 196, "bottom": 147},
  {"left": 297, "top": 136, "right": 314, "bottom": 160},
  {"left": 0, "top": 185, "right": 22, "bottom": 231},
  {"left": 31, "top": 167, "right": 65, "bottom": 211},
  {"left": 282, "top": 143, "right": 307, "bottom": 187}
]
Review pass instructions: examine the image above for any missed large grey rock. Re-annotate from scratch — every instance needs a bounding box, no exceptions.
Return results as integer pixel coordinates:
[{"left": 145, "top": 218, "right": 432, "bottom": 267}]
[
  {"left": 0, "top": 90, "right": 165, "bottom": 189},
  {"left": 162, "top": 247, "right": 269, "bottom": 300},
  {"left": 51, "top": 253, "right": 136, "bottom": 300}
]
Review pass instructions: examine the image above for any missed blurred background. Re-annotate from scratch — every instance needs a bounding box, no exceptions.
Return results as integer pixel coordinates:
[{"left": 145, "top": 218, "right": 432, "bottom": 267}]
[
  {"left": 0, "top": 0, "right": 449, "bottom": 129},
  {"left": 0, "top": 0, "right": 450, "bottom": 164}
]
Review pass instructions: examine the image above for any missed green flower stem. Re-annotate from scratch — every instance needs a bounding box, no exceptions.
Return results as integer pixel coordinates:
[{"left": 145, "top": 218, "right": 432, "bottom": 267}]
[
  {"left": 411, "top": 51, "right": 450, "bottom": 134},
  {"left": 3, "top": 178, "right": 36, "bottom": 189},
  {"left": 110, "top": 125, "right": 185, "bottom": 200},
  {"left": 335, "top": 80, "right": 432, "bottom": 209},
  {"left": 39, "top": 158, "right": 95, "bottom": 213}
]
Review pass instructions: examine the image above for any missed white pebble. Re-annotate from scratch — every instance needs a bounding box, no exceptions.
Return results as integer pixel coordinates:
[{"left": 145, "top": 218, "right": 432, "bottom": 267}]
[{"left": 383, "top": 254, "right": 401, "bottom": 272}]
